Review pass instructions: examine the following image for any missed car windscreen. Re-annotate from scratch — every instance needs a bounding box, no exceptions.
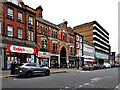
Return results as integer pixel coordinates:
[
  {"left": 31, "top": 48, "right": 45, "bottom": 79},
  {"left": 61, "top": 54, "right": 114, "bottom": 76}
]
[{"left": 26, "top": 63, "right": 36, "bottom": 66}]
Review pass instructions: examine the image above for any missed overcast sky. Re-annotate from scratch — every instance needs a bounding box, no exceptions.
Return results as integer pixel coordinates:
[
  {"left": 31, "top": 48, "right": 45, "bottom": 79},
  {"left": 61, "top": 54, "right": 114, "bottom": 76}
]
[{"left": 23, "top": 0, "right": 119, "bottom": 54}]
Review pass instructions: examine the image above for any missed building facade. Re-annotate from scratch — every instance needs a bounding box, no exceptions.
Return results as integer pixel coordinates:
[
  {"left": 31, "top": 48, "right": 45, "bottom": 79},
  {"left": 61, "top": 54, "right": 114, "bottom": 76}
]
[
  {"left": 1, "top": 0, "right": 37, "bottom": 69},
  {"left": 73, "top": 21, "right": 110, "bottom": 64},
  {"left": 83, "top": 41, "right": 95, "bottom": 65}
]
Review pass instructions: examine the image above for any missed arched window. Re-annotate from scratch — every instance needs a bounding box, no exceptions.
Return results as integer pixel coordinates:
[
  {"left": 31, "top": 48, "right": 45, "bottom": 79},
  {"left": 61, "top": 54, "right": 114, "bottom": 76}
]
[
  {"left": 43, "top": 27, "right": 44, "bottom": 34},
  {"left": 54, "top": 31, "right": 55, "bottom": 38},
  {"left": 41, "top": 40, "right": 47, "bottom": 49},
  {"left": 40, "top": 26, "right": 42, "bottom": 33},
  {"left": 56, "top": 32, "right": 57, "bottom": 38},
  {"left": 52, "top": 31, "right": 53, "bottom": 37}
]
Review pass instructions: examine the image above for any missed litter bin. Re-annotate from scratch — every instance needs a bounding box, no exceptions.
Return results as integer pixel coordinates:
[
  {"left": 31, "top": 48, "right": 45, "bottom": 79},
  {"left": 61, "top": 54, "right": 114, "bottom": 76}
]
[{"left": 11, "top": 63, "right": 18, "bottom": 75}]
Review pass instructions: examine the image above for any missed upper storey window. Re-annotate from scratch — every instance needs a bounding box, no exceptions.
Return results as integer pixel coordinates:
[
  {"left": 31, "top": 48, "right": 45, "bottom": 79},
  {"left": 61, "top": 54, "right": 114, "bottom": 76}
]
[
  {"left": 8, "top": 7, "right": 13, "bottom": 19},
  {"left": 29, "top": 16, "right": 33, "bottom": 25},
  {"left": 18, "top": 12, "right": 22, "bottom": 22}
]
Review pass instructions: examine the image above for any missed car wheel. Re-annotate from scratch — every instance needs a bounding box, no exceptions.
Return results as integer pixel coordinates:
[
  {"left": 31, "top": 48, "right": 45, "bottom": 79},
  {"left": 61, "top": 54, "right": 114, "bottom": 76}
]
[
  {"left": 26, "top": 72, "right": 32, "bottom": 78},
  {"left": 45, "top": 70, "right": 50, "bottom": 76},
  {"left": 90, "top": 68, "right": 92, "bottom": 71}
]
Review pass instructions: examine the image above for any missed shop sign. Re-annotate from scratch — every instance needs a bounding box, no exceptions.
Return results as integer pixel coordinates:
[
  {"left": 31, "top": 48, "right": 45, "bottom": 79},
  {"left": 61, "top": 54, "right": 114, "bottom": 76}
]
[
  {"left": 6, "top": 44, "right": 37, "bottom": 54},
  {"left": 38, "top": 51, "right": 51, "bottom": 58}
]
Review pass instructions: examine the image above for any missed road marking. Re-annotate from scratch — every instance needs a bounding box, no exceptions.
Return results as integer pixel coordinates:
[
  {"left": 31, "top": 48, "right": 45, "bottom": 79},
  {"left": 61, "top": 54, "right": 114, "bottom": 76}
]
[{"left": 78, "top": 85, "right": 83, "bottom": 87}]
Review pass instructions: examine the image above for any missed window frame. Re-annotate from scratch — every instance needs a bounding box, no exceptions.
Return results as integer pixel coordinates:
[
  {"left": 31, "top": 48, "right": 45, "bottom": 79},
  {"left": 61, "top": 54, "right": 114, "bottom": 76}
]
[
  {"left": 18, "top": 28, "right": 22, "bottom": 39},
  {"left": 7, "top": 25, "right": 13, "bottom": 37},
  {"left": 18, "top": 12, "right": 22, "bottom": 22},
  {"left": 8, "top": 7, "right": 13, "bottom": 19},
  {"left": 29, "top": 16, "right": 33, "bottom": 25}
]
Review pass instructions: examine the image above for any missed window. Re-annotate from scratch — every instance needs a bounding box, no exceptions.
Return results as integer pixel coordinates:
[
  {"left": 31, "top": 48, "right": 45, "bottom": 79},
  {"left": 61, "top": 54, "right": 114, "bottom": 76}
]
[
  {"left": 77, "top": 42, "right": 79, "bottom": 48},
  {"left": 53, "top": 43, "right": 58, "bottom": 51},
  {"left": 18, "top": 12, "right": 22, "bottom": 22},
  {"left": 40, "top": 26, "right": 42, "bottom": 33},
  {"left": 7, "top": 25, "right": 13, "bottom": 37},
  {"left": 56, "top": 32, "right": 57, "bottom": 38},
  {"left": 52, "top": 31, "right": 53, "bottom": 37},
  {"left": 80, "top": 37, "right": 82, "bottom": 42},
  {"left": 28, "top": 30, "right": 30, "bottom": 40},
  {"left": 28, "top": 30, "right": 34, "bottom": 41},
  {"left": 63, "top": 33, "right": 65, "bottom": 41},
  {"left": 80, "top": 43, "right": 82, "bottom": 49},
  {"left": 70, "top": 47, "right": 74, "bottom": 54},
  {"left": 31, "top": 31, "right": 33, "bottom": 41},
  {"left": 43, "top": 27, "right": 44, "bottom": 34},
  {"left": 8, "top": 7, "right": 13, "bottom": 19},
  {"left": 46, "top": 28, "right": 47, "bottom": 35},
  {"left": 18, "top": 28, "right": 22, "bottom": 39},
  {"left": 29, "top": 16, "right": 33, "bottom": 25},
  {"left": 76, "top": 35, "right": 79, "bottom": 41},
  {"left": 54, "top": 31, "right": 55, "bottom": 38},
  {"left": 41, "top": 40, "right": 47, "bottom": 49}
]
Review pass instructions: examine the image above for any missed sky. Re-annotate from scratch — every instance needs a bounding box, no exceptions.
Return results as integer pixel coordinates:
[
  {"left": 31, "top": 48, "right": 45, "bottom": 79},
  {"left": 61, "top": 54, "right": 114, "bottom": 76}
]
[{"left": 23, "top": 0, "right": 119, "bottom": 54}]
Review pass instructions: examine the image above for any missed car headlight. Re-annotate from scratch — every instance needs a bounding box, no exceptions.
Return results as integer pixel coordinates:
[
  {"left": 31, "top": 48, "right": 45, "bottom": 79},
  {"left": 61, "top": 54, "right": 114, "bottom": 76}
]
[{"left": 19, "top": 70, "right": 23, "bottom": 73}]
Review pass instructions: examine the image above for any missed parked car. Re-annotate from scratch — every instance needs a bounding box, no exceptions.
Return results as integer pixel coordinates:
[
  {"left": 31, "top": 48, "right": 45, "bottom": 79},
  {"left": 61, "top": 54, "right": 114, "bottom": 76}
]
[
  {"left": 114, "top": 64, "right": 120, "bottom": 67},
  {"left": 93, "top": 64, "right": 100, "bottom": 70},
  {"left": 104, "top": 63, "right": 111, "bottom": 68},
  {"left": 82, "top": 64, "right": 94, "bottom": 70},
  {"left": 99, "top": 64, "right": 106, "bottom": 69},
  {"left": 15, "top": 63, "right": 50, "bottom": 78}
]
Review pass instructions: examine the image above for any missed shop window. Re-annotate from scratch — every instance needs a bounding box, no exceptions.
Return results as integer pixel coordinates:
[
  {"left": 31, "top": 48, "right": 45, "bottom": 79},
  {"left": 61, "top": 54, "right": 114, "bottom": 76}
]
[
  {"left": 18, "top": 28, "right": 22, "bottom": 39},
  {"left": 18, "top": 12, "right": 22, "bottom": 22},
  {"left": 8, "top": 7, "right": 13, "bottom": 19},
  {"left": 29, "top": 16, "right": 33, "bottom": 25},
  {"left": 53, "top": 43, "right": 58, "bottom": 51},
  {"left": 7, "top": 25, "right": 13, "bottom": 37}
]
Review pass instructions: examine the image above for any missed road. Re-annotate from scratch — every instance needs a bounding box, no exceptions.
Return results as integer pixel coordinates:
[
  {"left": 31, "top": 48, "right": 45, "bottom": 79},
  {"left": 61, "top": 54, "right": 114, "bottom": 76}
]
[{"left": 2, "top": 68, "right": 119, "bottom": 90}]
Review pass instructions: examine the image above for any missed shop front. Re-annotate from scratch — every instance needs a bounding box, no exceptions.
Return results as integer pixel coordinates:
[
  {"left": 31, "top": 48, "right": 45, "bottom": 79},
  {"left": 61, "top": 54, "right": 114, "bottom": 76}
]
[
  {"left": 6, "top": 44, "right": 37, "bottom": 69},
  {"left": 50, "top": 56, "right": 58, "bottom": 69},
  {"left": 68, "top": 56, "right": 77, "bottom": 68},
  {"left": 37, "top": 51, "right": 50, "bottom": 67},
  {"left": 84, "top": 58, "right": 94, "bottom": 65}
]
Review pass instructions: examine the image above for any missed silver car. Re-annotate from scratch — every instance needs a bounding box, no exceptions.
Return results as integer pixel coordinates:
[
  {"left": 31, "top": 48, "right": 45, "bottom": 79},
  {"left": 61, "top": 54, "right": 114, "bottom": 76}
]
[
  {"left": 15, "top": 63, "right": 50, "bottom": 78},
  {"left": 82, "top": 64, "right": 94, "bottom": 70}
]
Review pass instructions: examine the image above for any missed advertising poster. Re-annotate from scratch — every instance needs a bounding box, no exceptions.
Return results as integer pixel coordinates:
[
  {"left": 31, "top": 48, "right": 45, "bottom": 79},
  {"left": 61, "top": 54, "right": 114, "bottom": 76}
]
[
  {"left": 31, "top": 55, "right": 34, "bottom": 63},
  {"left": 7, "top": 57, "right": 11, "bottom": 69}
]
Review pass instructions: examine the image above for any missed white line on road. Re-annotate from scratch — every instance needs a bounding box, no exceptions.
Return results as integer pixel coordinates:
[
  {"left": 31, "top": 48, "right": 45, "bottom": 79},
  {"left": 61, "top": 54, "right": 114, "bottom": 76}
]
[{"left": 78, "top": 85, "right": 83, "bottom": 87}]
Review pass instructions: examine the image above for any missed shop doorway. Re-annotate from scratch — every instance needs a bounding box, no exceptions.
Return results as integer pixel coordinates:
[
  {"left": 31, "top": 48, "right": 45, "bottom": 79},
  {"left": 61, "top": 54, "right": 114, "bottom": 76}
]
[{"left": 60, "top": 47, "right": 67, "bottom": 68}]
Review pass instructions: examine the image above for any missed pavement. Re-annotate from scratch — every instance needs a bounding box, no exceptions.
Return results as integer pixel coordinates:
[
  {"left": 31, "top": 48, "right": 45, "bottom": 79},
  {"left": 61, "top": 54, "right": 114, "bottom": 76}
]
[{"left": 1, "top": 68, "right": 83, "bottom": 78}]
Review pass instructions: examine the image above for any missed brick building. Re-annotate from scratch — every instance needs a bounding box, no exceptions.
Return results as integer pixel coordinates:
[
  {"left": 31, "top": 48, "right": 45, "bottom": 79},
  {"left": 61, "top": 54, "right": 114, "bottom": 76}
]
[
  {"left": 36, "top": 13, "right": 75, "bottom": 68},
  {"left": 73, "top": 21, "right": 110, "bottom": 64},
  {"left": 1, "top": 0, "right": 37, "bottom": 69}
]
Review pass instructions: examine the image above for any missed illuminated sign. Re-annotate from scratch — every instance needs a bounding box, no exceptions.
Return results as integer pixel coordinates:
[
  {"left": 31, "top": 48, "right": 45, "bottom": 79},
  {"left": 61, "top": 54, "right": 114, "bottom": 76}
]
[{"left": 6, "top": 44, "right": 37, "bottom": 54}]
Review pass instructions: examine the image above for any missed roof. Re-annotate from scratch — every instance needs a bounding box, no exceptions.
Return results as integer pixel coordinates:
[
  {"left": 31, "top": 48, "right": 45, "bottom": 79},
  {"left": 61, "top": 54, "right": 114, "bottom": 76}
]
[
  {"left": 67, "top": 27, "right": 74, "bottom": 36},
  {"left": 36, "top": 16, "right": 59, "bottom": 29}
]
